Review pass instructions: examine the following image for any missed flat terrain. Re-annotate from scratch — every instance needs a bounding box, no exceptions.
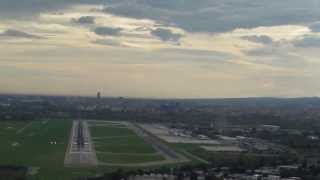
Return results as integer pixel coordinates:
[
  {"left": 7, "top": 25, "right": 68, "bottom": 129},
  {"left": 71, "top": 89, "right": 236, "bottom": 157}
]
[
  {"left": 0, "top": 120, "right": 111, "bottom": 180},
  {"left": 0, "top": 120, "right": 192, "bottom": 179},
  {"left": 88, "top": 121, "right": 166, "bottom": 165},
  {"left": 64, "top": 120, "right": 98, "bottom": 167},
  {"left": 139, "top": 124, "right": 221, "bottom": 144},
  {"left": 137, "top": 124, "right": 229, "bottom": 164},
  {"left": 0, "top": 120, "right": 70, "bottom": 179}
]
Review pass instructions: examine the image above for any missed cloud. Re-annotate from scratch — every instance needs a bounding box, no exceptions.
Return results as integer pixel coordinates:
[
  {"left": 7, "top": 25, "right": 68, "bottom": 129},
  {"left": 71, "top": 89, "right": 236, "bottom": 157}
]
[
  {"left": 94, "top": 26, "right": 123, "bottom": 36},
  {"left": 1, "top": 0, "right": 320, "bottom": 34},
  {"left": 0, "top": 0, "right": 73, "bottom": 18},
  {"left": 151, "top": 28, "right": 182, "bottom": 43},
  {"left": 92, "top": 39, "right": 123, "bottom": 47},
  {"left": 245, "top": 48, "right": 278, "bottom": 57},
  {"left": 309, "top": 22, "right": 320, "bottom": 32},
  {"left": 104, "top": 0, "right": 320, "bottom": 33},
  {"left": 294, "top": 35, "right": 320, "bottom": 48},
  {"left": 0, "top": 29, "right": 44, "bottom": 39},
  {"left": 155, "top": 48, "right": 237, "bottom": 63},
  {"left": 73, "top": 16, "right": 95, "bottom": 24},
  {"left": 243, "top": 41, "right": 309, "bottom": 69},
  {"left": 242, "top": 35, "right": 273, "bottom": 44}
]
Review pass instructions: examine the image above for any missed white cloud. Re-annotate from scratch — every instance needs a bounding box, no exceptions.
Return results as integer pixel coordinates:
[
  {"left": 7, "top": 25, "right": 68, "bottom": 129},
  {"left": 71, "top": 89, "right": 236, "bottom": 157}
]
[
  {"left": 242, "top": 35, "right": 273, "bottom": 44},
  {"left": 1, "top": 1, "right": 320, "bottom": 97}
]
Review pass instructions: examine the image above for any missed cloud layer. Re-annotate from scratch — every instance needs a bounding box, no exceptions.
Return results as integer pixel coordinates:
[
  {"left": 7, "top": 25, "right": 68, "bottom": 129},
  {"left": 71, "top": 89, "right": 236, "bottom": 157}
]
[
  {"left": 151, "top": 28, "right": 182, "bottom": 43},
  {"left": 242, "top": 35, "right": 273, "bottom": 44},
  {"left": 73, "top": 16, "right": 95, "bottom": 24},
  {"left": 94, "top": 26, "right": 123, "bottom": 36},
  {"left": 0, "top": 29, "right": 43, "bottom": 39},
  {"left": 294, "top": 35, "right": 320, "bottom": 48},
  {"left": 2, "top": 0, "right": 320, "bottom": 33},
  {"left": 104, "top": 0, "right": 320, "bottom": 32},
  {"left": 0, "top": 1, "right": 320, "bottom": 98}
]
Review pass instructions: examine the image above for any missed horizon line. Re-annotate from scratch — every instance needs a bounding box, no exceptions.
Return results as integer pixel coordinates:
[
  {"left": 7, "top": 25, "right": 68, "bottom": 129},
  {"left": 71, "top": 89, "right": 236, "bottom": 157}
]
[{"left": 0, "top": 92, "right": 318, "bottom": 100}]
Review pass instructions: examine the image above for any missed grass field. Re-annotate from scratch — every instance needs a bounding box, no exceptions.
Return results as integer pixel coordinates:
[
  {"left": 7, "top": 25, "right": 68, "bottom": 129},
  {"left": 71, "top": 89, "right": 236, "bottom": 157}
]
[
  {"left": 0, "top": 120, "right": 108, "bottom": 180},
  {"left": 89, "top": 121, "right": 165, "bottom": 164},
  {"left": 98, "top": 153, "right": 164, "bottom": 164},
  {"left": 0, "top": 120, "right": 180, "bottom": 180},
  {"left": 172, "top": 143, "right": 211, "bottom": 161},
  {"left": 0, "top": 120, "right": 72, "bottom": 179},
  {"left": 94, "top": 136, "right": 155, "bottom": 154},
  {"left": 91, "top": 125, "right": 136, "bottom": 138}
]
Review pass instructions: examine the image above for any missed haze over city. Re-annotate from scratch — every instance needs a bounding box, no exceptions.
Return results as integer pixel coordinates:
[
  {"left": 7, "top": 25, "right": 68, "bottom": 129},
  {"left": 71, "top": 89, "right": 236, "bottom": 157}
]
[
  {"left": 1, "top": 0, "right": 320, "bottom": 98},
  {"left": 3, "top": 1, "right": 320, "bottom": 179}
]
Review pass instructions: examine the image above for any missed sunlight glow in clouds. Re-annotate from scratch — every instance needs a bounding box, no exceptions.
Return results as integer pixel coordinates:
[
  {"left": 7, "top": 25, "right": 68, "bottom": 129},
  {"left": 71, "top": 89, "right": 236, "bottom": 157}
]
[{"left": 0, "top": 1, "right": 320, "bottom": 98}]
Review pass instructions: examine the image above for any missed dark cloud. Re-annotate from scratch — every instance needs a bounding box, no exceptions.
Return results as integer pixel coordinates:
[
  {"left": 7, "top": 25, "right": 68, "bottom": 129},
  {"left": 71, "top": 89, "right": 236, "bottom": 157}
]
[
  {"left": 1, "top": 0, "right": 320, "bottom": 34},
  {"left": 104, "top": 0, "right": 320, "bottom": 33},
  {"left": 151, "top": 28, "right": 182, "bottom": 43},
  {"left": 294, "top": 36, "right": 320, "bottom": 48},
  {"left": 0, "top": 0, "right": 100, "bottom": 18},
  {"left": 94, "top": 26, "right": 123, "bottom": 36},
  {"left": 0, "top": 0, "right": 71, "bottom": 18},
  {"left": 242, "top": 35, "right": 273, "bottom": 44},
  {"left": 309, "top": 22, "right": 320, "bottom": 32},
  {"left": 73, "top": 16, "right": 95, "bottom": 24},
  {"left": 0, "top": 29, "right": 44, "bottom": 39}
]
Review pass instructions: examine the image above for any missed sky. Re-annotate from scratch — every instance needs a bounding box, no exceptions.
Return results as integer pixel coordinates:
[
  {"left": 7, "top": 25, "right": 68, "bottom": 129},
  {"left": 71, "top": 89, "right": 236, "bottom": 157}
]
[{"left": 1, "top": 0, "right": 320, "bottom": 98}]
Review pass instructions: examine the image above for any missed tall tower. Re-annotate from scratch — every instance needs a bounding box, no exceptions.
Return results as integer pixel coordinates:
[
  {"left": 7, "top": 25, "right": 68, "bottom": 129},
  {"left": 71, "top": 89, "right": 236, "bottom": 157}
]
[
  {"left": 97, "top": 92, "right": 101, "bottom": 100},
  {"left": 96, "top": 91, "right": 102, "bottom": 112},
  {"left": 214, "top": 114, "right": 227, "bottom": 133}
]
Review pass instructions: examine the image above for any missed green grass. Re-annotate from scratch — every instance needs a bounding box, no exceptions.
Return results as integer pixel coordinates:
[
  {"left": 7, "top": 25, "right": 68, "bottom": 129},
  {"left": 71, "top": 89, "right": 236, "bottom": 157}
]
[
  {"left": 0, "top": 120, "right": 108, "bottom": 180},
  {"left": 0, "top": 120, "right": 69, "bottom": 166},
  {"left": 171, "top": 143, "right": 213, "bottom": 163},
  {"left": 91, "top": 126, "right": 136, "bottom": 137},
  {"left": 94, "top": 136, "right": 155, "bottom": 154},
  {"left": 90, "top": 123, "right": 164, "bottom": 164},
  {"left": 0, "top": 120, "right": 182, "bottom": 180},
  {"left": 97, "top": 153, "right": 164, "bottom": 164},
  {"left": 0, "top": 120, "right": 68, "bottom": 179}
]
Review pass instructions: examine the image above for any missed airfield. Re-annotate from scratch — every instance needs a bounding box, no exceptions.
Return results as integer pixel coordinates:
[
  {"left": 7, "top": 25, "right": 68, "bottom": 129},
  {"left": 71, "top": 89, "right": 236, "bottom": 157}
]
[
  {"left": 0, "top": 119, "right": 236, "bottom": 179},
  {"left": 0, "top": 120, "right": 191, "bottom": 180},
  {"left": 0, "top": 120, "right": 74, "bottom": 179}
]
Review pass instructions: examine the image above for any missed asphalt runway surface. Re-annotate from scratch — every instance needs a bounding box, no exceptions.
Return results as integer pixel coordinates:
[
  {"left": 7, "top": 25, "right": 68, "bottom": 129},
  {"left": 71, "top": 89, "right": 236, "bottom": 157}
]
[{"left": 64, "top": 120, "right": 98, "bottom": 167}]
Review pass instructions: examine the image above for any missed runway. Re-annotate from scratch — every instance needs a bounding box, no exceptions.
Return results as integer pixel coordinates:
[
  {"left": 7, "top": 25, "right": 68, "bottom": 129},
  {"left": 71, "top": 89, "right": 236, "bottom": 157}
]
[{"left": 64, "top": 120, "right": 98, "bottom": 167}]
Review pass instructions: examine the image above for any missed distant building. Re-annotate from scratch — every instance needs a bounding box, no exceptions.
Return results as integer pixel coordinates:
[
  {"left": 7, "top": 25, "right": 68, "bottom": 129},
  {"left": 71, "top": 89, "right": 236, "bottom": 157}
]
[
  {"left": 213, "top": 116, "right": 228, "bottom": 133},
  {"left": 201, "top": 145, "right": 245, "bottom": 153},
  {"left": 307, "top": 135, "right": 319, "bottom": 141},
  {"left": 96, "top": 92, "right": 102, "bottom": 110},
  {"left": 97, "top": 92, "right": 101, "bottom": 100},
  {"left": 304, "top": 154, "right": 320, "bottom": 168},
  {"left": 259, "top": 125, "right": 280, "bottom": 132}
]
